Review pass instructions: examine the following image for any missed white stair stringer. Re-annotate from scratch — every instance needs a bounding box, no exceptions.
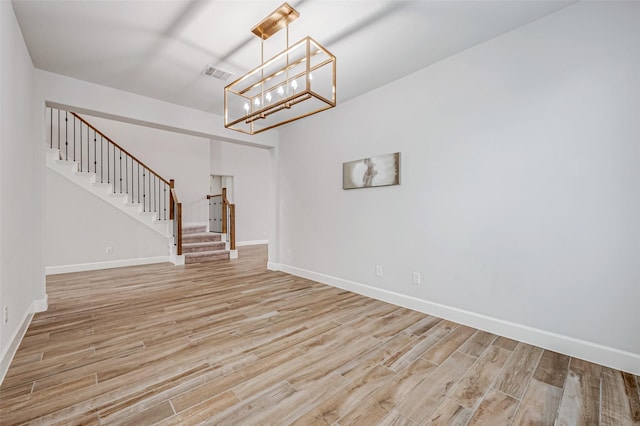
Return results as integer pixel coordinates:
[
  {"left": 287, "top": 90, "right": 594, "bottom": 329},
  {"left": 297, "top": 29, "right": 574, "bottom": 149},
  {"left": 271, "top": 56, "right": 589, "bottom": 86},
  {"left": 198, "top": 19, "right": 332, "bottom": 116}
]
[{"left": 47, "top": 149, "right": 172, "bottom": 239}]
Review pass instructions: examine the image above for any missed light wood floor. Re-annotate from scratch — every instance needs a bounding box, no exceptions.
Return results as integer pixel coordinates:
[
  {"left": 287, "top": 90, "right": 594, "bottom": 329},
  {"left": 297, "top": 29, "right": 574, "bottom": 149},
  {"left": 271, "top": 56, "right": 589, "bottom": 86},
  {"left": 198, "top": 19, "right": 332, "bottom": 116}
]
[{"left": 1, "top": 245, "right": 638, "bottom": 425}]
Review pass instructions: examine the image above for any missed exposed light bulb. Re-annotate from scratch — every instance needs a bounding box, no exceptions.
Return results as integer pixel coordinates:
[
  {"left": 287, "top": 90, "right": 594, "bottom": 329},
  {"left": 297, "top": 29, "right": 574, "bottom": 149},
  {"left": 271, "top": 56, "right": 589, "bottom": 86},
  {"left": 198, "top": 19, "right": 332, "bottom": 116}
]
[
  {"left": 243, "top": 103, "right": 249, "bottom": 115},
  {"left": 277, "top": 86, "right": 284, "bottom": 98},
  {"left": 291, "top": 80, "right": 298, "bottom": 93},
  {"left": 254, "top": 98, "right": 261, "bottom": 107},
  {"left": 309, "top": 73, "right": 313, "bottom": 81},
  {"left": 265, "top": 92, "right": 272, "bottom": 104}
]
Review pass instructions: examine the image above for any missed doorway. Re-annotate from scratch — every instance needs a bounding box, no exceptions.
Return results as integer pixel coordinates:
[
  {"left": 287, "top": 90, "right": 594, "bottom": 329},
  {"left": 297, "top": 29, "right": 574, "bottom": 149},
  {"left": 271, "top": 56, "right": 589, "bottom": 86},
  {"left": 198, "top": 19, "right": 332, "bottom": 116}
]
[{"left": 210, "top": 175, "right": 234, "bottom": 202}]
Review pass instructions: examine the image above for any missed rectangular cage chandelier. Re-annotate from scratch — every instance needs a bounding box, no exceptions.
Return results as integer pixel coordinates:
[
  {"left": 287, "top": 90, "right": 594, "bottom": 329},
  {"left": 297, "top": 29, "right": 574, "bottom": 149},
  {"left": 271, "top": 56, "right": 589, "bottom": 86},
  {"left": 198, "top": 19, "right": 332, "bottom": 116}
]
[{"left": 224, "top": 3, "right": 336, "bottom": 135}]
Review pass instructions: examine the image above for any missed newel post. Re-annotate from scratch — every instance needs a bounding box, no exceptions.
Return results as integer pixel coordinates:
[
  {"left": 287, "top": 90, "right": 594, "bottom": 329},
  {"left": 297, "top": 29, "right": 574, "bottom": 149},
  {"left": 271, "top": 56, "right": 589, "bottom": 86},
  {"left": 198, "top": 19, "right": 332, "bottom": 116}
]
[
  {"left": 169, "top": 179, "right": 175, "bottom": 220},
  {"left": 222, "top": 187, "right": 228, "bottom": 234}
]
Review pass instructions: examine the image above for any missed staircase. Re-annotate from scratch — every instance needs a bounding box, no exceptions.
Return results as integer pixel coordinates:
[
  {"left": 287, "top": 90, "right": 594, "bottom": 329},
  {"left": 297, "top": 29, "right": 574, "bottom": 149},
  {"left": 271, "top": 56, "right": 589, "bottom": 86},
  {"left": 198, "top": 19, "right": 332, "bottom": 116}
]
[
  {"left": 45, "top": 106, "right": 234, "bottom": 266},
  {"left": 182, "top": 225, "right": 230, "bottom": 264},
  {"left": 46, "top": 149, "right": 173, "bottom": 238}
]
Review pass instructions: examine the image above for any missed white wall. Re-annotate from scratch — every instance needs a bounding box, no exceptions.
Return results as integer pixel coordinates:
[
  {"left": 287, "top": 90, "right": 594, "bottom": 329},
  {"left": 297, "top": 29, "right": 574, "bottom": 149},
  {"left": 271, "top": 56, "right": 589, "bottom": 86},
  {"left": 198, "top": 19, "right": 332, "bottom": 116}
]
[
  {"left": 0, "top": 2, "right": 47, "bottom": 381},
  {"left": 34, "top": 70, "right": 278, "bottom": 149},
  {"left": 45, "top": 169, "right": 169, "bottom": 267},
  {"left": 210, "top": 140, "right": 271, "bottom": 244},
  {"left": 77, "top": 115, "right": 211, "bottom": 226},
  {"left": 276, "top": 1, "right": 640, "bottom": 374}
]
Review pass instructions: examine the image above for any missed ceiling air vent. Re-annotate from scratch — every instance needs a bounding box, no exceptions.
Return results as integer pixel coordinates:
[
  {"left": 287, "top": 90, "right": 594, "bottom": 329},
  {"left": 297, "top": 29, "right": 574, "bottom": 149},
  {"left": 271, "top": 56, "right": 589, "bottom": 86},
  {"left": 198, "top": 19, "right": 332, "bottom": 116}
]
[{"left": 201, "top": 64, "right": 234, "bottom": 82}]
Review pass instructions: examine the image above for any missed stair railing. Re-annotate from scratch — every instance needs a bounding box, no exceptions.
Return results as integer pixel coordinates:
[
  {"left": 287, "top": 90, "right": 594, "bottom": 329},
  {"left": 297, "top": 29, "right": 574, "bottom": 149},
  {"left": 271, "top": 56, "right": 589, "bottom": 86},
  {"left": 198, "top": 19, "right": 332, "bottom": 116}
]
[
  {"left": 170, "top": 180, "right": 183, "bottom": 255},
  {"left": 47, "top": 106, "right": 183, "bottom": 252},
  {"left": 207, "top": 187, "right": 235, "bottom": 250}
]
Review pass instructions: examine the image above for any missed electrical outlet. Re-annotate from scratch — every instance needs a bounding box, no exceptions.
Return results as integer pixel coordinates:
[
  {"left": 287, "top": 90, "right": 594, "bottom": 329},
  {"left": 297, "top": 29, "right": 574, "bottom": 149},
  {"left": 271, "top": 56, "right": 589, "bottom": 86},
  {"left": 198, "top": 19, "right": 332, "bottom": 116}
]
[
  {"left": 375, "top": 265, "right": 383, "bottom": 277},
  {"left": 412, "top": 272, "right": 421, "bottom": 285},
  {"left": 106, "top": 246, "right": 113, "bottom": 255},
  {"left": 3, "top": 306, "right": 8, "bottom": 324}
]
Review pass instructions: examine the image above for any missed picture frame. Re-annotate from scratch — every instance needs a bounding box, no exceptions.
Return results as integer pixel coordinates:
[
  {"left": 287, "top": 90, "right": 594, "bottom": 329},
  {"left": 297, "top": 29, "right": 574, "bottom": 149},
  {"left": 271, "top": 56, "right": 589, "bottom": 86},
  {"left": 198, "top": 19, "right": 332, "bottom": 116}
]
[{"left": 343, "top": 152, "right": 400, "bottom": 190}]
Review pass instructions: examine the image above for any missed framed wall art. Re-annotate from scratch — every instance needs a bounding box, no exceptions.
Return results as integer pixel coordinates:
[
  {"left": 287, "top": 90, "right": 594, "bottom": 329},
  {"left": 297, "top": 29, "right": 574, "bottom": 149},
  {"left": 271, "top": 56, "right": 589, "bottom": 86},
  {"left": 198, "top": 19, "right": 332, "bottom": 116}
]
[{"left": 343, "top": 152, "right": 401, "bottom": 190}]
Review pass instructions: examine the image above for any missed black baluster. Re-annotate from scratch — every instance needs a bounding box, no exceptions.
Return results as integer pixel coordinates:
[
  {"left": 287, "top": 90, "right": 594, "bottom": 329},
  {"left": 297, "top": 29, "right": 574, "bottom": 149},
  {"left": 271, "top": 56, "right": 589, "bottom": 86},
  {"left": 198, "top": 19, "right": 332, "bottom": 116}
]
[
  {"left": 79, "top": 121, "right": 83, "bottom": 172},
  {"left": 73, "top": 115, "right": 76, "bottom": 161},
  {"left": 152, "top": 176, "right": 155, "bottom": 216},
  {"left": 50, "top": 107, "right": 53, "bottom": 149},
  {"left": 143, "top": 169, "right": 146, "bottom": 212},
  {"left": 163, "top": 185, "right": 166, "bottom": 220},
  {"left": 64, "top": 111, "right": 68, "bottom": 160},
  {"left": 57, "top": 109, "right": 60, "bottom": 150},
  {"left": 137, "top": 163, "right": 140, "bottom": 204},
  {"left": 149, "top": 172, "right": 152, "bottom": 212},
  {"left": 107, "top": 142, "right": 110, "bottom": 184},
  {"left": 100, "top": 136, "right": 104, "bottom": 183},
  {"left": 119, "top": 149, "right": 122, "bottom": 193},
  {"left": 94, "top": 131, "right": 97, "bottom": 173},
  {"left": 125, "top": 155, "right": 128, "bottom": 201},
  {"left": 86, "top": 126, "right": 89, "bottom": 173},
  {"left": 153, "top": 175, "right": 160, "bottom": 213}
]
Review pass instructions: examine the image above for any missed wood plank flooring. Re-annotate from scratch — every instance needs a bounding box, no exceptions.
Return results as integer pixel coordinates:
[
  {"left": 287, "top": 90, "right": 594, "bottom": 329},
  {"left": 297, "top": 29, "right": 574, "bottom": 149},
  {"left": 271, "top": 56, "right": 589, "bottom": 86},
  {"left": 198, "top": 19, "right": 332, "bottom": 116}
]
[{"left": 1, "top": 245, "right": 638, "bottom": 425}]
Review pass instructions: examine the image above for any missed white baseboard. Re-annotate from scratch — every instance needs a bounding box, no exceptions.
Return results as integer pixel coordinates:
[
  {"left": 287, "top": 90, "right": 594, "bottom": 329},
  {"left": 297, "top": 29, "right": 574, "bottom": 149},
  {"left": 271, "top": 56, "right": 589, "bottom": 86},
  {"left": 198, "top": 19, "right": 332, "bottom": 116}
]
[
  {"left": 275, "top": 263, "right": 640, "bottom": 376},
  {"left": 237, "top": 240, "right": 268, "bottom": 247},
  {"left": 34, "top": 294, "right": 49, "bottom": 313},
  {"left": 0, "top": 297, "right": 45, "bottom": 385},
  {"left": 46, "top": 256, "right": 170, "bottom": 275}
]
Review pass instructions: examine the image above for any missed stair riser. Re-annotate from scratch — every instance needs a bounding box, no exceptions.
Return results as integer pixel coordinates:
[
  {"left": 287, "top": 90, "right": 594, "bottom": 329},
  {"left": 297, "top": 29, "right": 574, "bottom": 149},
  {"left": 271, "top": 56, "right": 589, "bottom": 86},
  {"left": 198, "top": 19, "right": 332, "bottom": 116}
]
[
  {"left": 182, "top": 243, "right": 226, "bottom": 253},
  {"left": 182, "top": 226, "right": 207, "bottom": 235},
  {"left": 185, "top": 253, "right": 230, "bottom": 264},
  {"left": 182, "top": 235, "right": 222, "bottom": 244},
  {"left": 47, "top": 151, "right": 171, "bottom": 238}
]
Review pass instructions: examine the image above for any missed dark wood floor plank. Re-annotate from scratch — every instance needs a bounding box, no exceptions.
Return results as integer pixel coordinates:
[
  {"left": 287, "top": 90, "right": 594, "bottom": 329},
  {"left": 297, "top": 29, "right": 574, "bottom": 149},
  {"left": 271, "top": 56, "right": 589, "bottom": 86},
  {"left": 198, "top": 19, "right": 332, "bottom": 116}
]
[
  {"left": 623, "top": 371, "right": 640, "bottom": 422},
  {"left": 601, "top": 369, "right": 640, "bottom": 426},
  {"left": 533, "top": 349, "right": 570, "bottom": 388}
]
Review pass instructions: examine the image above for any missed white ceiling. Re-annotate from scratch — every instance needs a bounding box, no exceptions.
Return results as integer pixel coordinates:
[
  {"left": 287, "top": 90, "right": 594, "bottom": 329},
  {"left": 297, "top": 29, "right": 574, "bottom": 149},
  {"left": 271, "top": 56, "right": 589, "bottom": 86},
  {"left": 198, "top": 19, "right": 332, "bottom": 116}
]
[{"left": 12, "top": 0, "right": 574, "bottom": 116}]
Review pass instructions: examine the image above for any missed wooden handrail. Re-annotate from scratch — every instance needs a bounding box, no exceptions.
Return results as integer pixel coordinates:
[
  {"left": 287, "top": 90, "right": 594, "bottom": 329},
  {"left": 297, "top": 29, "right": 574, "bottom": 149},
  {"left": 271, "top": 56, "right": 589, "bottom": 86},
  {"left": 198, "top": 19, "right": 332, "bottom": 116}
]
[
  {"left": 170, "top": 186, "right": 182, "bottom": 255},
  {"left": 70, "top": 112, "right": 170, "bottom": 185}
]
